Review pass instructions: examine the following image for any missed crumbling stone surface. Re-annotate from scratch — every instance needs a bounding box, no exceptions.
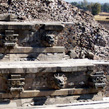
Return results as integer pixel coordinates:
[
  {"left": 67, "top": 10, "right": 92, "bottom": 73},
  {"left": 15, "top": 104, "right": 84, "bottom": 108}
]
[{"left": 0, "top": 0, "right": 109, "bottom": 60}]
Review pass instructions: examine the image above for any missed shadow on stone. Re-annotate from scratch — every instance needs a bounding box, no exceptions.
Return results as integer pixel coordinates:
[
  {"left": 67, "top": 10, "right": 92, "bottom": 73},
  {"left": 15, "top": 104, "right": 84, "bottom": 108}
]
[
  {"left": 0, "top": 99, "right": 10, "bottom": 105},
  {"left": 77, "top": 94, "right": 94, "bottom": 100},
  {"left": 32, "top": 97, "right": 47, "bottom": 105}
]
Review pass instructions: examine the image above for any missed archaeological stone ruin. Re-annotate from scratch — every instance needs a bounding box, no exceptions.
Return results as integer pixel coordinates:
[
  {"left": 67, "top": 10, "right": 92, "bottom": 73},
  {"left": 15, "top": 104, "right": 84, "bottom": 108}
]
[{"left": 0, "top": 0, "right": 109, "bottom": 107}]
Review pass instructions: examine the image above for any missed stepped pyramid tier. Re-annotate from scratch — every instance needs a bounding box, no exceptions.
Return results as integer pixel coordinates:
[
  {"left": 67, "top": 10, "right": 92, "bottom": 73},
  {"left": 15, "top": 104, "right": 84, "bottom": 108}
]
[
  {"left": 0, "top": 20, "right": 108, "bottom": 99},
  {"left": 0, "top": 0, "right": 108, "bottom": 104},
  {"left": 0, "top": 0, "right": 109, "bottom": 60}
]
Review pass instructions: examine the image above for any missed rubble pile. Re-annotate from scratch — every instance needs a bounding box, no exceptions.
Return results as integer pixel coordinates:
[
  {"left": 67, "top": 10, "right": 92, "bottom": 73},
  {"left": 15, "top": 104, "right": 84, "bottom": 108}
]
[{"left": 0, "top": 0, "right": 109, "bottom": 60}]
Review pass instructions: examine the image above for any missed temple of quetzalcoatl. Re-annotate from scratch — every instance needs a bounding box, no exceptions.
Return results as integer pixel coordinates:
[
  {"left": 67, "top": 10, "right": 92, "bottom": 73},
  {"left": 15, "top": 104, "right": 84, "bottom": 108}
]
[
  {"left": 0, "top": 20, "right": 108, "bottom": 99},
  {"left": 0, "top": 0, "right": 108, "bottom": 60},
  {"left": 0, "top": 0, "right": 109, "bottom": 107}
]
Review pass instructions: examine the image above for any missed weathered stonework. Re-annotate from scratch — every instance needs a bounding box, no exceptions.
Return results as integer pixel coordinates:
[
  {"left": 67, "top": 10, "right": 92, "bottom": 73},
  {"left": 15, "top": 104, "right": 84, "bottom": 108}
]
[{"left": 0, "top": 21, "right": 108, "bottom": 99}]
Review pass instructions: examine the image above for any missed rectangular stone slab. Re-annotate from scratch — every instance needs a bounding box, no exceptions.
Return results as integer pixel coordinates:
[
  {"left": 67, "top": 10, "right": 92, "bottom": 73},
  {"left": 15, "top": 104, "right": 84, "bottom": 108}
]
[
  {"left": 0, "top": 46, "right": 65, "bottom": 53},
  {"left": 0, "top": 88, "right": 98, "bottom": 99},
  {"left": 44, "top": 23, "right": 64, "bottom": 31},
  {"left": 0, "top": 59, "right": 94, "bottom": 74},
  {"left": 0, "top": 22, "right": 34, "bottom": 30},
  {"left": 0, "top": 21, "right": 64, "bottom": 30}
]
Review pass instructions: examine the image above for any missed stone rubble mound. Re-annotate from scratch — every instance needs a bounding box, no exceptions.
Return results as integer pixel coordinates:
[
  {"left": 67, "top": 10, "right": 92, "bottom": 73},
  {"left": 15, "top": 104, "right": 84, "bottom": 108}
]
[{"left": 0, "top": 0, "right": 109, "bottom": 60}]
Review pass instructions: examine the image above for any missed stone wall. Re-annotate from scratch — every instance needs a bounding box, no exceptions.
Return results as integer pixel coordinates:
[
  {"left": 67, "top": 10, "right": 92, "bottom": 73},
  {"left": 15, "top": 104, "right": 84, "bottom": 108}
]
[
  {"left": 0, "top": 0, "right": 108, "bottom": 60},
  {"left": 0, "top": 0, "right": 109, "bottom": 97}
]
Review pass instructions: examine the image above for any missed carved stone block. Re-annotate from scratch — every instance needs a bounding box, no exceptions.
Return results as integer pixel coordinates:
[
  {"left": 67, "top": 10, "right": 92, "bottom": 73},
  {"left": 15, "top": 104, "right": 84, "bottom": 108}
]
[
  {"left": 90, "top": 71, "right": 106, "bottom": 88},
  {"left": 7, "top": 74, "right": 25, "bottom": 92},
  {"left": 2, "top": 30, "right": 18, "bottom": 47}
]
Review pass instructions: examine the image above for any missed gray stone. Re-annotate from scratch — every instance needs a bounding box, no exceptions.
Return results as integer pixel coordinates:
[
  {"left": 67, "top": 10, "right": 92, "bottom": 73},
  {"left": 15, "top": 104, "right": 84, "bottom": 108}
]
[
  {"left": 0, "top": 53, "right": 4, "bottom": 59},
  {"left": 68, "top": 50, "right": 77, "bottom": 59},
  {"left": 0, "top": 13, "right": 17, "bottom": 21}
]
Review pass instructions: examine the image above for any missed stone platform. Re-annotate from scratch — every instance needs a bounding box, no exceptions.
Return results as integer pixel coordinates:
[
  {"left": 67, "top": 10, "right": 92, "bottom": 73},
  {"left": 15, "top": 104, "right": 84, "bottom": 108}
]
[
  {"left": 0, "top": 59, "right": 94, "bottom": 73},
  {"left": 0, "top": 97, "right": 109, "bottom": 108}
]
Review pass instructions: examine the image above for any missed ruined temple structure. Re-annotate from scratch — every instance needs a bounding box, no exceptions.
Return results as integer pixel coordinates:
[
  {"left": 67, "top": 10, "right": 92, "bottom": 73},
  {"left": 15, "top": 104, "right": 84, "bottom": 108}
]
[
  {"left": 0, "top": 0, "right": 109, "bottom": 107},
  {"left": 0, "top": 19, "right": 108, "bottom": 99},
  {"left": 0, "top": 0, "right": 108, "bottom": 60}
]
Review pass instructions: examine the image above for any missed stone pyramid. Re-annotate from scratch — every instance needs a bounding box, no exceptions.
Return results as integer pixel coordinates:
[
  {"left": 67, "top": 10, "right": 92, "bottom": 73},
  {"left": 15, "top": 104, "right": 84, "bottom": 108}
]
[{"left": 0, "top": 0, "right": 108, "bottom": 60}]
